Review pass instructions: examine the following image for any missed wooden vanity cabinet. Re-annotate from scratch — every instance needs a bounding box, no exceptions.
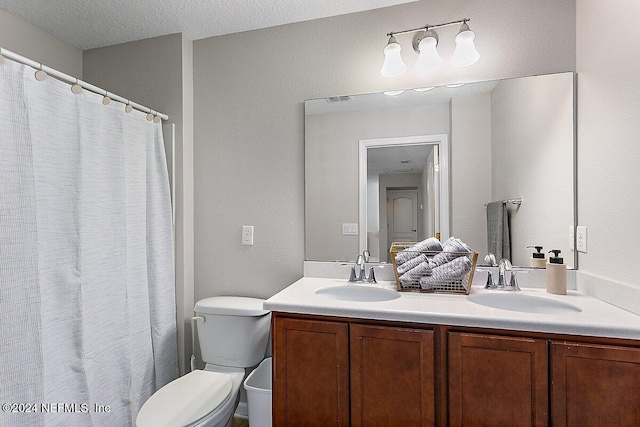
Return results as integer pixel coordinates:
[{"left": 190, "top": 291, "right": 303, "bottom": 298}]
[
  {"left": 447, "top": 332, "right": 549, "bottom": 427},
  {"left": 272, "top": 316, "right": 350, "bottom": 426},
  {"left": 550, "top": 341, "right": 640, "bottom": 427},
  {"left": 272, "top": 314, "right": 436, "bottom": 427},
  {"left": 272, "top": 312, "right": 640, "bottom": 426},
  {"left": 350, "top": 324, "right": 435, "bottom": 426}
]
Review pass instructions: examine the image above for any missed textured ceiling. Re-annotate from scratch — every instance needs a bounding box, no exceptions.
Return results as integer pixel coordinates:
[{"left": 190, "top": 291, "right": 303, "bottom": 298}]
[{"left": 0, "top": 0, "right": 418, "bottom": 50}]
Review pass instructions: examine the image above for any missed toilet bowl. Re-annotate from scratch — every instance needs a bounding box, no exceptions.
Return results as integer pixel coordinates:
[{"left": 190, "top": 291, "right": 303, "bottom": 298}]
[
  {"left": 136, "top": 297, "right": 271, "bottom": 427},
  {"left": 136, "top": 365, "right": 244, "bottom": 427}
]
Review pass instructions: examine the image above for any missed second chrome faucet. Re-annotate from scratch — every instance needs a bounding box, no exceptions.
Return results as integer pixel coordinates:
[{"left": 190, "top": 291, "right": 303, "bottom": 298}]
[{"left": 485, "top": 258, "right": 520, "bottom": 291}]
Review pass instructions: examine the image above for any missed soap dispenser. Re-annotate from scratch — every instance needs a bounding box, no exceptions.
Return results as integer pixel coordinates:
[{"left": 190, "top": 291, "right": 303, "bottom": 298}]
[
  {"left": 527, "top": 245, "right": 546, "bottom": 268},
  {"left": 545, "top": 249, "right": 567, "bottom": 295}
]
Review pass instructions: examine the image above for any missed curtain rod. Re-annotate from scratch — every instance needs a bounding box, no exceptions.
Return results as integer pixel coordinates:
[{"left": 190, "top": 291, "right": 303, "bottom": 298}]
[{"left": 0, "top": 47, "right": 169, "bottom": 121}]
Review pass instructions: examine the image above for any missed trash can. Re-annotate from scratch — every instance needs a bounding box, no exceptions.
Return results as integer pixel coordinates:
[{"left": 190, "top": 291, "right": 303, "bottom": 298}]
[{"left": 243, "top": 357, "right": 272, "bottom": 427}]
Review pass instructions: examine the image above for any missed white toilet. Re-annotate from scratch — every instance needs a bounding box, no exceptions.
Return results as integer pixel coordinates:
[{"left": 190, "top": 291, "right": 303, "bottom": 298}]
[{"left": 136, "top": 296, "right": 271, "bottom": 427}]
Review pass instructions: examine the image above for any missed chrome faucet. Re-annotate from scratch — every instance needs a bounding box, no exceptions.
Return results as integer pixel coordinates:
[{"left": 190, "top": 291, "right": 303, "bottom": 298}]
[
  {"left": 485, "top": 258, "right": 520, "bottom": 291},
  {"left": 349, "top": 250, "right": 378, "bottom": 283}
]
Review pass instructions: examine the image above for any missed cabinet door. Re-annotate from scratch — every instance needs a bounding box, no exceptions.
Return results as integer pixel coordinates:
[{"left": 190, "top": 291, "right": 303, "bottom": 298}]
[
  {"left": 551, "top": 341, "right": 640, "bottom": 427},
  {"left": 350, "top": 324, "right": 435, "bottom": 427},
  {"left": 272, "top": 316, "right": 349, "bottom": 427},
  {"left": 448, "top": 332, "right": 548, "bottom": 427}
]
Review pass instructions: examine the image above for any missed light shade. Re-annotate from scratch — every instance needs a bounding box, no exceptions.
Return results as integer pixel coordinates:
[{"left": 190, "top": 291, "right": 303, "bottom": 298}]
[
  {"left": 450, "top": 23, "right": 480, "bottom": 67},
  {"left": 380, "top": 36, "right": 407, "bottom": 78},
  {"left": 414, "top": 31, "right": 443, "bottom": 73}
]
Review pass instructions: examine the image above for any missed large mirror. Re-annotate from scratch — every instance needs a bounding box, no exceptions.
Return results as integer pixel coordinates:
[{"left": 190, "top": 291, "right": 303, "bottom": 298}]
[{"left": 305, "top": 72, "right": 576, "bottom": 268}]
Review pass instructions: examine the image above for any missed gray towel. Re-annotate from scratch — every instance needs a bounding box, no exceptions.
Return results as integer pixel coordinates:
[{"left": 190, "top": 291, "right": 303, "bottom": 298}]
[
  {"left": 420, "top": 256, "right": 473, "bottom": 289},
  {"left": 486, "top": 201, "right": 511, "bottom": 261},
  {"left": 399, "top": 261, "right": 432, "bottom": 286},
  {"left": 395, "top": 237, "right": 443, "bottom": 265},
  {"left": 396, "top": 253, "right": 428, "bottom": 275},
  {"left": 432, "top": 237, "right": 471, "bottom": 266}
]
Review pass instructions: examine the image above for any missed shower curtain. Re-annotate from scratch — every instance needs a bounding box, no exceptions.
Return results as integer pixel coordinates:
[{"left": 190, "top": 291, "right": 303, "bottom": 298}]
[{"left": 0, "top": 60, "right": 178, "bottom": 426}]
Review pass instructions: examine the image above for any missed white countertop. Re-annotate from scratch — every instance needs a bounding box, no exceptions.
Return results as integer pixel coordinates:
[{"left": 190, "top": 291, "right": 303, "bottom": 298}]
[{"left": 264, "top": 277, "right": 640, "bottom": 340}]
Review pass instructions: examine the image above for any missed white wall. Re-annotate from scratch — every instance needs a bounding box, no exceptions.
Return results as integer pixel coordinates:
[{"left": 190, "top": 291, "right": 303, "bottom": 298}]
[
  {"left": 577, "top": 0, "right": 640, "bottom": 287},
  {"left": 193, "top": 0, "right": 576, "bottom": 300},
  {"left": 0, "top": 9, "right": 82, "bottom": 77},
  {"left": 305, "top": 103, "right": 449, "bottom": 261},
  {"left": 83, "top": 34, "right": 195, "bottom": 375},
  {"left": 491, "top": 74, "right": 574, "bottom": 267},
  {"left": 450, "top": 93, "right": 492, "bottom": 254}
]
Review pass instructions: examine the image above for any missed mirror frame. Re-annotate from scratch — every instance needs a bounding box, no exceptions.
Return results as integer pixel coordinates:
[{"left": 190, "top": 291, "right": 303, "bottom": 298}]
[{"left": 358, "top": 134, "right": 450, "bottom": 256}]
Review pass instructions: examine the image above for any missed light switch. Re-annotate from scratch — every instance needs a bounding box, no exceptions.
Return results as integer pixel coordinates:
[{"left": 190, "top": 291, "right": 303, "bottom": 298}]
[{"left": 342, "top": 223, "right": 358, "bottom": 235}]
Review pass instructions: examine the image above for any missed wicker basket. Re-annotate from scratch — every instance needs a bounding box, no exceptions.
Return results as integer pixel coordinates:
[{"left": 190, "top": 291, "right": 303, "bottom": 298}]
[{"left": 389, "top": 242, "right": 478, "bottom": 294}]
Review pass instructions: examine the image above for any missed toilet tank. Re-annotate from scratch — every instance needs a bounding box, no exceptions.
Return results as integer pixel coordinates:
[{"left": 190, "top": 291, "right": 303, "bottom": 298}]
[{"left": 194, "top": 296, "right": 271, "bottom": 368}]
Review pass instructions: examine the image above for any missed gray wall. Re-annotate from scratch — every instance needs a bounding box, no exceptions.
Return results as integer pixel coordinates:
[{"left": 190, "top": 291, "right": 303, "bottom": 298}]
[
  {"left": 491, "top": 74, "right": 574, "bottom": 267},
  {"left": 0, "top": 9, "right": 82, "bottom": 77},
  {"left": 577, "top": 0, "right": 640, "bottom": 288},
  {"left": 83, "top": 34, "right": 195, "bottom": 375},
  {"left": 305, "top": 104, "right": 449, "bottom": 262},
  {"left": 450, "top": 92, "right": 492, "bottom": 254},
  {"left": 193, "top": 0, "right": 576, "bottom": 300}
]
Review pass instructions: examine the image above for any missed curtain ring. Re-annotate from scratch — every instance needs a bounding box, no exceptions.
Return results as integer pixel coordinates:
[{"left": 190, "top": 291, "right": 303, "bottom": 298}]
[
  {"left": 146, "top": 111, "right": 154, "bottom": 121},
  {"left": 102, "top": 92, "right": 111, "bottom": 105},
  {"left": 71, "top": 78, "right": 82, "bottom": 94},
  {"left": 35, "top": 64, "right": 47, "bottom": 81},
  {"left": 125, "top": 101, "right": 133, "bottom": 113}
]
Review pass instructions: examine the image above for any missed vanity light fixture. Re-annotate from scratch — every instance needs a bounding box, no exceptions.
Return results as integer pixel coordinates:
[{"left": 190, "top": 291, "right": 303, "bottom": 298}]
[
  {"left": 380, "top": 19, "right": 480, "bottom": 77},
  {"left": 383, "top": 90, "right": 405, "bottom": 96},
  {"left": 413, "top": 87, "right": 435, "bottom": 92},
  {"left": 380, "top": 35, "right": 407, "bottom": 78}
]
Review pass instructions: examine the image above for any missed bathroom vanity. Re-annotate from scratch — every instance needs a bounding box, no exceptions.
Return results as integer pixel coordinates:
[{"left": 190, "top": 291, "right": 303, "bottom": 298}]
[{"left": 265, "top": 278, "right": 640, "bottom": 426}]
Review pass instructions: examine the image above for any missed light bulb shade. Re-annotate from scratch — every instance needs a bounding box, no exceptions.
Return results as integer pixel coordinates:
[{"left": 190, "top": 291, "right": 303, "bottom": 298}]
[
  {"left": 380, "top": 36, "right": 407, "bottom": 77},
  {"left": 450, "top": 23, "right": 480, "bottom": 67},
  {"left": 415, "top": 35, "right": 443, "bottom": 73}
]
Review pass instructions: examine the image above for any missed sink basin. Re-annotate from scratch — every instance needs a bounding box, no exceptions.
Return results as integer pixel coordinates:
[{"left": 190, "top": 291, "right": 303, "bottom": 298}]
[
  {"left": 468, "top": 293, "right": 582, "bottom": 314},
  {"left": 315, "top": 285, "right": 400, "bottom": 302}
]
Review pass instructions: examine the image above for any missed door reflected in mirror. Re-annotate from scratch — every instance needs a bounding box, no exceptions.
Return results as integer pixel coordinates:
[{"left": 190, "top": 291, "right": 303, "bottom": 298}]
[{"left": 359, "top": 136, "right": 448, "bottom": 262}]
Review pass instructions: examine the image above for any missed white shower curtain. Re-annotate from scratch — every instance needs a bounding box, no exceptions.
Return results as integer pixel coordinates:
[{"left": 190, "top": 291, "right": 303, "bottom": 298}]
[{"left": 0, "top": 60, "right": 178, "bottom": 427}]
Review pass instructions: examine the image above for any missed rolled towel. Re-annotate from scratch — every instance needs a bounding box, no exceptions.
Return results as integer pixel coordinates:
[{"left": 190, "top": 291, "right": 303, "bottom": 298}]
[
  {"left": 396, "top": 253, "right": 428, "bottom": 275},
  {"left": 395, "top": 237, "right": 443, "bottom": 265},
  {"left": 399, "top": 260, "right": 432, "bottom": 286},
  {"left": 432, "top": 237, "right": 472, "bottom": 266},
  {"left": 420, "top": 256, "right": 473, "bottom": 289}
]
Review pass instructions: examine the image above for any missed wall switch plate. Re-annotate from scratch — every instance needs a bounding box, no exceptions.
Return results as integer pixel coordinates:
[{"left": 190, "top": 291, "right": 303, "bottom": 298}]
[
  {"left": 342, "top": 223, "right": 358, "bottom": 235},
  {"left": 576, "top": 226, "right": 587, "bottom": 253},
  {"left": 242, "top": 225, "right": 254, "bottom": 245},
  {"left": 569, "top": 227, "right": 575, "bottom": 251}
]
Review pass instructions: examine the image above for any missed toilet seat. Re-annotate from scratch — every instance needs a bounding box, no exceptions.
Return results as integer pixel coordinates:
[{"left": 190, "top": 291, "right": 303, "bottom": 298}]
[{"left": 136, "top": 370, "right": 233, "bottom": 427}]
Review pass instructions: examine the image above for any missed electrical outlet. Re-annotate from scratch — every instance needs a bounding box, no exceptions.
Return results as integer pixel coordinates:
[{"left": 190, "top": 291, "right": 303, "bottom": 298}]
[
  {"left": 569, "top": 226, "right": 575, "bottom": 251},
  {"left": 576, "top": 226, "right": 587, "bottom": 253},
  {"left": 242, "top": 225, "right": 254, "bottom": 246}
]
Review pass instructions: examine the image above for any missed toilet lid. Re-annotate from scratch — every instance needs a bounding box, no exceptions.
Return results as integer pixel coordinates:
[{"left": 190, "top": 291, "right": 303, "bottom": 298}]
[{"left": 136, "top": 370, "right": 232, "bottom": 427}]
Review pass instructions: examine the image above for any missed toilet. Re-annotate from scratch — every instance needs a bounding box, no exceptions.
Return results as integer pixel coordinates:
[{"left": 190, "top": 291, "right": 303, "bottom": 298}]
[{"left": 136, "top": 296, "right": 271, "bottom": 427}]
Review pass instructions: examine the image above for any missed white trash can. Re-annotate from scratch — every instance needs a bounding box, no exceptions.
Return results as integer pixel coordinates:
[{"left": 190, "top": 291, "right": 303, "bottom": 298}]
[{"left": 243, "top": 357, "right": 272, "bottom": 427}]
